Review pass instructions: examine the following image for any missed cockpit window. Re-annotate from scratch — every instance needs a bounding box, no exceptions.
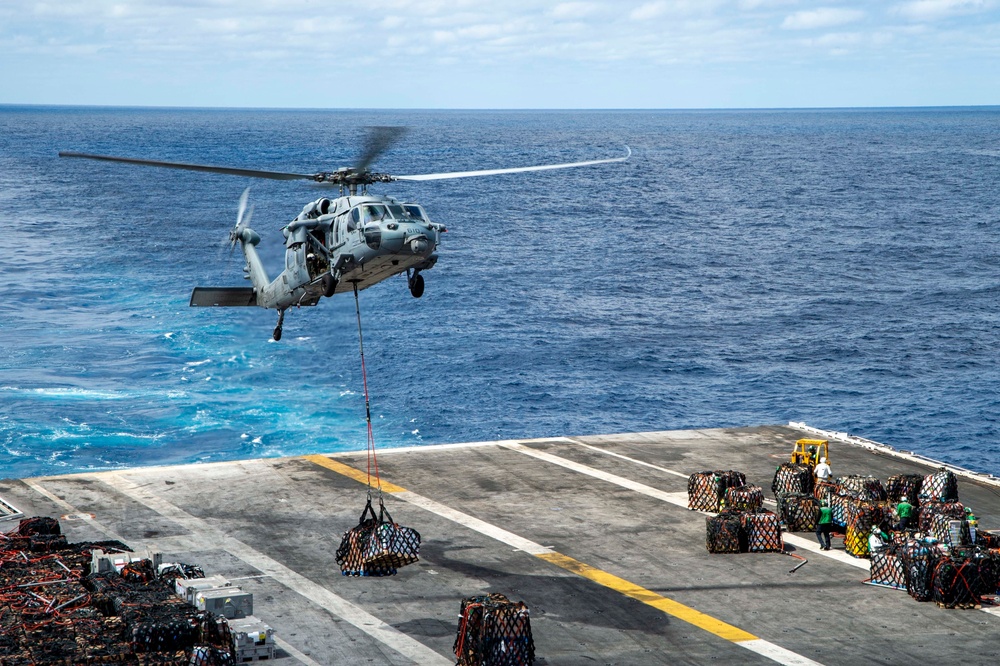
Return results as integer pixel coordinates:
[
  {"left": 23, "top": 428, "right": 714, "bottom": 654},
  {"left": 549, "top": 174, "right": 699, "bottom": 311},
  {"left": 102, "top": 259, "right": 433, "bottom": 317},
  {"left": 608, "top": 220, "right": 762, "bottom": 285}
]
[
  {"left": 403, "top": 205, "right": 425, "bottom": 220},
  {"left": 349, "top": 207, "right": 360, "bottom": 231},
  {"left": 362, "top": 204, "right": 387, "bottom": 223},
  {"left": 387, "top": 204, "right": 406, "bottom": 218}
]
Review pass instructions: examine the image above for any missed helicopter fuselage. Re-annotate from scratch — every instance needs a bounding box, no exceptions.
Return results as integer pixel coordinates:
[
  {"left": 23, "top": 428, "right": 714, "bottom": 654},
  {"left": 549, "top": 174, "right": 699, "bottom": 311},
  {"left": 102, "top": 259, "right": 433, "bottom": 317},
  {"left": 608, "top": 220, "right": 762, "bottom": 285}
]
[{"left": 239, "top": 193, "right": 444, "bottom": 312}]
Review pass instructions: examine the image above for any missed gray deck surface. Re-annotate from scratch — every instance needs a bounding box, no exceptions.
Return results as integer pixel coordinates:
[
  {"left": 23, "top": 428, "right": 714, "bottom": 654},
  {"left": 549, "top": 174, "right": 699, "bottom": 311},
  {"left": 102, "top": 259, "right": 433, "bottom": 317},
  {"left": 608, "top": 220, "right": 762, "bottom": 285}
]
[{"left": 2, "top": 424, "right": 999, "bottom": 665}]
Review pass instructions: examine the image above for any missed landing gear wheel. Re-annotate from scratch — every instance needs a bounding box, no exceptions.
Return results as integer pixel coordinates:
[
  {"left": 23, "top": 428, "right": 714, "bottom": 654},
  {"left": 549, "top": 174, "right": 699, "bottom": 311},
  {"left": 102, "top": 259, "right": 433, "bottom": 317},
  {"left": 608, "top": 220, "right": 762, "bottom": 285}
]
[
  {"left": 409, "top": 273, "right": 425, "bottom": 298},
  {"left": 322, "top": 273, "right": 338, "bottom": 298}
]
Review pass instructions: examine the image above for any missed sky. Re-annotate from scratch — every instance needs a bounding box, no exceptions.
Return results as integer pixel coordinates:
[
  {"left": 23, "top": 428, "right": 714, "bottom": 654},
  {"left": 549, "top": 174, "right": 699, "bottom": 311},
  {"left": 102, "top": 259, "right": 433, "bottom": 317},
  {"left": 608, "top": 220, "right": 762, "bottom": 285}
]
[{"left": 1, "top": 0, "right": 998, "bottom": 108}]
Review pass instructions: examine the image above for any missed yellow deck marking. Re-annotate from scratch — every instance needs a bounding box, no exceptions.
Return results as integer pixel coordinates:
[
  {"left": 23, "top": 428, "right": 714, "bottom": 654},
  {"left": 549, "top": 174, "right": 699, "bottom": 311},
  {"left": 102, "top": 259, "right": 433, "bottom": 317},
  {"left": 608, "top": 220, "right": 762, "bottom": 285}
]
[
  {"left": 303, "top": 454, "right": 406, "bottom": 494},
  {"left": 304, "top": 454, "right": 759, "bottom": 645},
  {"left": 535, "top": 552, "right": 757, "bottom": 642}
]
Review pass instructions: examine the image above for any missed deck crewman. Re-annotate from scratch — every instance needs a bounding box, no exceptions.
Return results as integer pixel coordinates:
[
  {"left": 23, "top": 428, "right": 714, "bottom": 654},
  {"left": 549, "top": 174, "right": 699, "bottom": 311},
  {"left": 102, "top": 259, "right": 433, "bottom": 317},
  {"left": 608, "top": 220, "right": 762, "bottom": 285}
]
[
  {"left": 816, "top": 501, "right": 833, "bottom": 550},
  {"left": 895, "top": 499, "right": 914, "bottom": 531}
]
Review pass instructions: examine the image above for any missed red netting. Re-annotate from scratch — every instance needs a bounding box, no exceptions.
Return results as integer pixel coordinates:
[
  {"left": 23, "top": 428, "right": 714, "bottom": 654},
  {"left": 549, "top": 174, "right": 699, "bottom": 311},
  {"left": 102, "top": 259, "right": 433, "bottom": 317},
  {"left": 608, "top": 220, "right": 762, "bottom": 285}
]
[
  {"left": 845, "top": 502, "right": 890, "bottom": 558},
  {"left": 453, "top": 593, "right": 534, "bottom": 666},
  {"left": 705, "top": 512, "right": 745, "bottom": 553},
  {"left": 776, "top": 493, "right": 819, "bottom": 531},
  {"left": 0, "top": 516, "right": 236, "bottom": 665},
  {"left": 977, "top": 530, "right": 1000, "bottom": 549},
  {"left": 724, "top": 485, "right": 763, "bottom": 512},
  {"left": 931, "top": 555, "right": 993, "bottom": 608},
  {"left": 336, "top": 498, "right": 421, "bottom": 576},
  {"left": 919, "top": 470, "right": 959, "bottom": 503},
  {"left": 687, "top": 471, "right": 745, "bottom": 511},
  {"left": 742, "top": 510, "right": 783, "bottom": 553},
  {"left": 771, "top": 464, "right": 814, "bottom": 496}
]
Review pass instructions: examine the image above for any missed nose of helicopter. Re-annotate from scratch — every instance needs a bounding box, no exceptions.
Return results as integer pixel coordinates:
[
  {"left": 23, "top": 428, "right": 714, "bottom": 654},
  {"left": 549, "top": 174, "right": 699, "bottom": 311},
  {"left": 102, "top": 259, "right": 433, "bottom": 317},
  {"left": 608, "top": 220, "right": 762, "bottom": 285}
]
[{"left": 409, "top": 237, "right": 429, "bottom": 253}]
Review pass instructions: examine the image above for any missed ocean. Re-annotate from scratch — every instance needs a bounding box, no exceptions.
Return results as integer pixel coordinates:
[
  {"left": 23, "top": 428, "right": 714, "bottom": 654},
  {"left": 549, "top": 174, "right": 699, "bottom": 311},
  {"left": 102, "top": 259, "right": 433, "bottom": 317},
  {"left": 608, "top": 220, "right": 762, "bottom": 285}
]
[{"left": 1, "top": 106, "right": 998, "bottom": 479}]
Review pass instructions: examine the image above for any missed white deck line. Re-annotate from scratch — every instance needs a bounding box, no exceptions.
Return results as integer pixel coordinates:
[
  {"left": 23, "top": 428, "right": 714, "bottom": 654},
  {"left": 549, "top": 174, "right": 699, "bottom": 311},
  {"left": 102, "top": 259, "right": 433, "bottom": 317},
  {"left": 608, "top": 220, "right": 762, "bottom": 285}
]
[
  {"left": 22, "top": 480, "right": 128, "bottom": 543},
  {"left": 499, "top": 443, "right": 824, "bottom": 666},
  {"left": 93, "top": 472, "right": 451, "bottom": 666},
  {"left": 522, "top": 440, "right": 1000, "bottom": 616}
]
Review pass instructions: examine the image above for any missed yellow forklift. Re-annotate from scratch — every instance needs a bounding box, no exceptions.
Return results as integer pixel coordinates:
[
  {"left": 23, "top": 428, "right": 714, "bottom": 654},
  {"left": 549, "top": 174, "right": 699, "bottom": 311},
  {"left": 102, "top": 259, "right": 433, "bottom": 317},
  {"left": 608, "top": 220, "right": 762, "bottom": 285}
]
[{"left": 791, "top": 439, "right": 829, "bottom": 466}]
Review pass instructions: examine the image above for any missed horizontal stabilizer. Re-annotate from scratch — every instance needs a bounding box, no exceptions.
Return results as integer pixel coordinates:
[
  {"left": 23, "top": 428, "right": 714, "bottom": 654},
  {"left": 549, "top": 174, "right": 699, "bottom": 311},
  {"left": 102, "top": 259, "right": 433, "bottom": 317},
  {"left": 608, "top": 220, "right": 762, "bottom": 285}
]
[{"left": 190, "top": 287, "right": 258, "bottom": 307}]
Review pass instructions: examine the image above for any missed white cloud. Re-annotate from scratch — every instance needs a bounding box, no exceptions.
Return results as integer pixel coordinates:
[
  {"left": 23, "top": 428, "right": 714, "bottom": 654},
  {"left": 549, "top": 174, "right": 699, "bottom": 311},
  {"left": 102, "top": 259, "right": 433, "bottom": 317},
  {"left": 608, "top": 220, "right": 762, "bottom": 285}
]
[
  {"left": 551, "top": 2, "right": 602, "bottom": 19},
  {"left": 892, "top": 0, "right": 992, "bottom": 20},
  {"left": 630, "top": 1, "right": 668, "bottom": 20},
  {"left": 781, "top": 7, "right": 866, "bottom": 30}
]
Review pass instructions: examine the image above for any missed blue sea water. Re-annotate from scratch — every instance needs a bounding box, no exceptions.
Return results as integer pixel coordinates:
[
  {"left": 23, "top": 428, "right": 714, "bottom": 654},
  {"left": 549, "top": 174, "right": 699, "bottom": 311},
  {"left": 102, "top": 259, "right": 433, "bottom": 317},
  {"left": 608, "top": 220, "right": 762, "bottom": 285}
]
[{"left": 1, "top": 106, "right": 999, "bottom": 479}]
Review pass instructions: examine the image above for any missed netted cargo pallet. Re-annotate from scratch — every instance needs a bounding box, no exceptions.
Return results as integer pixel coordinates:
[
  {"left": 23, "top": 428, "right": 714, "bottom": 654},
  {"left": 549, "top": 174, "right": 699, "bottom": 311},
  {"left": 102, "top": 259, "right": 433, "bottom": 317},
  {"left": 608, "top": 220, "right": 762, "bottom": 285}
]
[
  {"left": 454, "top": 593, "right": 534, "bottom": 666},
  {"left": 930, "top": 514, "right": 971, "bottom": 547},
  {"left": 830, "top": 490, "right": 852, "bottom": 527},
  {"left": 776, "top": 493, "right": 819, "bottom": 532},
  {"left": 687, "top": 470, "right": 746, "bottom": 512},
  {"left": 869, "top": 547, "right": 907, "bottom": 589},
  {"left": 836, "top": 476, "right": 887, "bottom": 502},
  {"left": 0, "top": 516, "right": 237, "bottom": 665},
  {"left": 977, "top": 530, "right": 1000, "bottom": 549},
  {"left": 917, "top": 501, "right": 965, "bottom": 535},
  {"left": 920, "top": 470, "right": 959, "bottom": 503},
  {"left": 900, "top": 540, "right": 945, "bottom": 602},
  {"left": 931, "top": 554, "right": 996, "bottom": 609},
  {"left": 886, "top": 474, "right": 923, "bottom": 506},
  {"left": 743, "top": 510, "right": 783, "bottom": 553},
  {"left": 336, "top": 497, "right": 421, "bottom": 576},
  {"left": 814, "top": 481, "right": 837, "bottom": 506},
  {"left": 724, "top": 485, "right": 763, "bottom": 512},
  {"left": 706, "top": 512, "right": 745, "bottom": 554},
  {"left": 771, "top": 464, "right": 814, "bottom": 496},
  {"left": 846, "top": 500, "right": 892, "bottom": 558}
]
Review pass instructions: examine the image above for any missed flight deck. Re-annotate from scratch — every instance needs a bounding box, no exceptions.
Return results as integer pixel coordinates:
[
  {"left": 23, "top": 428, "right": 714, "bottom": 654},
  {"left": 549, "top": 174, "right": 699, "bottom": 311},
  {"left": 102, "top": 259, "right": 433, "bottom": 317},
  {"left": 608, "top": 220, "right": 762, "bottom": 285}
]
[{"left": 2, "top": 423, "right": 998, "bottom": 665}]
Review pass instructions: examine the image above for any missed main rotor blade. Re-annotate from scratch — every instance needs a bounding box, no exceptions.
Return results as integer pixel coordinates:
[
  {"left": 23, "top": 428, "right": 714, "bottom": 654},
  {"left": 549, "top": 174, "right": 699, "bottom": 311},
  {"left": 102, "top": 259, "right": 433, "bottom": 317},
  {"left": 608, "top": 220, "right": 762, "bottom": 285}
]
[
  {"left": 58, "top": 151, "right": 317, "bottom": 181},
  {"left": 355, "top": 126, "right": 408, "bottom": 174},
  {"left": 394, "top": 146, "right": 631, "bottom": 182}
]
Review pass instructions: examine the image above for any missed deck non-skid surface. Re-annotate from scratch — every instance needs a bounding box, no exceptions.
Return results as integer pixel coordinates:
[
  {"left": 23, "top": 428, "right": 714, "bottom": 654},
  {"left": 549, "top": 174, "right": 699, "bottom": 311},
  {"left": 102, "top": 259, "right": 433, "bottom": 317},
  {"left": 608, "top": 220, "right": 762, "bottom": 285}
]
[{"left": 2, "top": 424, "right": 999, "bottom": 665}]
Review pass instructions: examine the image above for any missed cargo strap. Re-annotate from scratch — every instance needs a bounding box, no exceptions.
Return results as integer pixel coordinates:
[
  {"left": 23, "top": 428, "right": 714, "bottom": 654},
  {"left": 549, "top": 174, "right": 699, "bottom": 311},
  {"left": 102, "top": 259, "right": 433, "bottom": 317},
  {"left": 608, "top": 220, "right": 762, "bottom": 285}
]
[{"left": 352, "top": 282, "right": 382, "bottom": 496}]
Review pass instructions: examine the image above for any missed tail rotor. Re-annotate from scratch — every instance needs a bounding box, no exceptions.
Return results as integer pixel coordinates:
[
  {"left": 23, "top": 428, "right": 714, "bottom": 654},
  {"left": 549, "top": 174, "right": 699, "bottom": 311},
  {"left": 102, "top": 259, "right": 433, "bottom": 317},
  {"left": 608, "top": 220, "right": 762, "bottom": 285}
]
[{"left": 229, "top": 187, "right": 254, "bottom": 253}]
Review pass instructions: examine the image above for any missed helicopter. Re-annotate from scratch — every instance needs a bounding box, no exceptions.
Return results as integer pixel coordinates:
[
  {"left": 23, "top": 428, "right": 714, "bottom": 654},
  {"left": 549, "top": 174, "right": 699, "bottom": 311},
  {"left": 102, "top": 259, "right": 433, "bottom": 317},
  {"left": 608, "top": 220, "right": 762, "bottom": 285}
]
[{"left": 60, "top": 129, "right": 630, "bottom": 340}]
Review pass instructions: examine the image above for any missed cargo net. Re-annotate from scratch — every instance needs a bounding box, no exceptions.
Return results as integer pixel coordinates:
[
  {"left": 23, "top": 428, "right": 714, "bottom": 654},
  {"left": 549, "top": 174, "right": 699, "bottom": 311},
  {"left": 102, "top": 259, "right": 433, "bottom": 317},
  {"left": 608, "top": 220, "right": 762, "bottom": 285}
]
[
  {"left": 869, "top": 546, "right": 907, "bottom": 589},
  {"left": 830, "top": 490, "right": 852, "bottom": 527},
  {"left": 706, "top": 512, "right": 746, "bottom": 554},
  {"left": 771, "top": 463, "right": 814, "bottom": 496},
  {"left": 776, "top": 493, "right": 819, "bottom": 532},
  {"left": 836, "top": 476, "right": 887, "bottom": 502},
  {"left": 0, "top": 516, "right": 235, "bottom": 665},
  {"left": 919, "top": 470, "right": 959, "bottom": 503},
  {"left": 453, "top": 593, "right": 534, "bottom": 666},
  {"left": 706, "top": 509, "right": 781, "bottom": 553},
  {"left": 845, "top": 501, "right": 892, "bottom": 558},
  {"left": 930, "top": 514, "right": 971, "bottom": 547},
  {"left": 900, "top": 539, "right": 946, "bottom": 602},
  {"left": 743, "top": 509, "right": 783, "bottom": 553},
  {"left": 886, "top": 474, "right": 924, "bottom": 506},
  {"left": 687, "top": 470, "right": 746, "bottom": 512},
  {"left": 724, "top": 485, "right": 763, "bottom": 512},
  {"left": 917, "top": 501, "right": 965, "bottom": 536},
  {"left": 336, "top": 496, "right": 421, "bottom": 577},
  {"left": 931, "top": 552, "right": 999, "bottom": 609},
  {"left": 976, "top": 530, "right": 1000, "bottom": 549}
]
